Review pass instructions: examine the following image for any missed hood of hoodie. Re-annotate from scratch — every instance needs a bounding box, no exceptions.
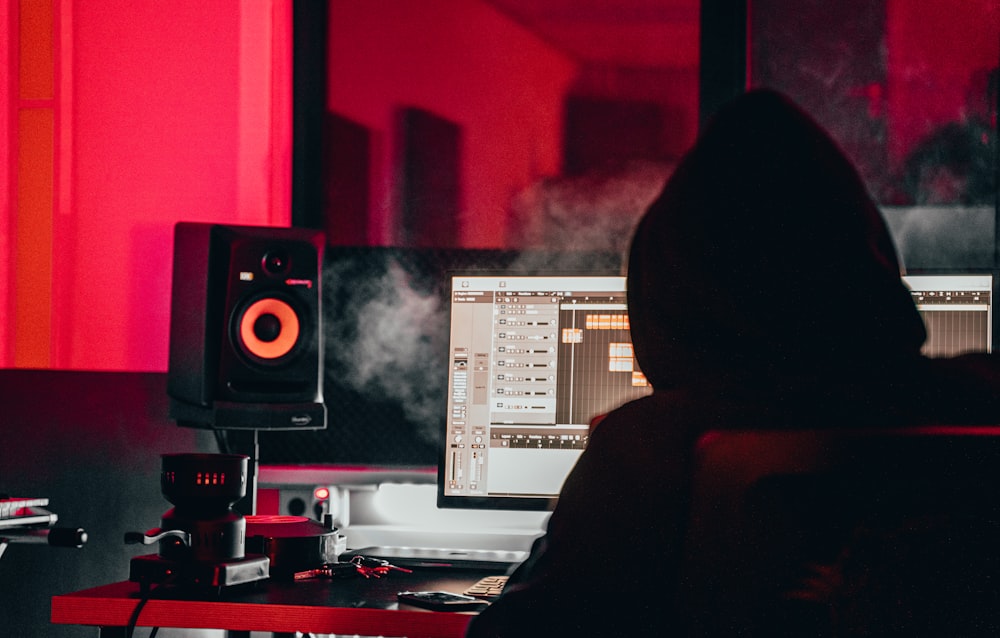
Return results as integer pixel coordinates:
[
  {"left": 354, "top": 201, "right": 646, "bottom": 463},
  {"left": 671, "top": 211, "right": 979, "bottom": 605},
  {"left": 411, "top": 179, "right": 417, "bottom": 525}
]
[{"left": 627, "top": 89, "right": 926, "bottom": 390}]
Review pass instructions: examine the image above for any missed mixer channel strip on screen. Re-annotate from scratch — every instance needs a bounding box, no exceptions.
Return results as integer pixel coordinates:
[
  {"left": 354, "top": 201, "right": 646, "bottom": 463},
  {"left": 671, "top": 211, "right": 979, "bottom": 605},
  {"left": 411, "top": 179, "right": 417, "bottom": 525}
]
[{"left": 493, "top": 430, "right": 589, "bottom": 449}]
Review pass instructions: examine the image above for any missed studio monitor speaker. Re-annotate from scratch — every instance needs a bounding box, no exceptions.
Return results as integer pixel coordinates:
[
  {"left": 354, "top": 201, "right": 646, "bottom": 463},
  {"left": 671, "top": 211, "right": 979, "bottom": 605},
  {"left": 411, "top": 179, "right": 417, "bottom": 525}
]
[{"left": 167, "top": 222, "right": 327, "bottom": 430}]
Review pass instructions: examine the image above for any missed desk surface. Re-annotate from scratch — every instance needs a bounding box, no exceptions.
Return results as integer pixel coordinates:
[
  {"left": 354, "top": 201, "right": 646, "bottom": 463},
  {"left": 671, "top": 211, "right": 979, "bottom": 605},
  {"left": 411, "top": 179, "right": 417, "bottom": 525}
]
[{"left": 52, "top": 568, "right": 496, "bottom": 638}]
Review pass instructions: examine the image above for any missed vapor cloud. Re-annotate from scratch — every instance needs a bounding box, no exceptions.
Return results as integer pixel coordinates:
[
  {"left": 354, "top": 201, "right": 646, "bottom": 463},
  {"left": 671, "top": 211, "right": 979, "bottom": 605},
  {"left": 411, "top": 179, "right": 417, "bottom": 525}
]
[{"left": 323, "top": 258, "right": 449, "bottom": 446}]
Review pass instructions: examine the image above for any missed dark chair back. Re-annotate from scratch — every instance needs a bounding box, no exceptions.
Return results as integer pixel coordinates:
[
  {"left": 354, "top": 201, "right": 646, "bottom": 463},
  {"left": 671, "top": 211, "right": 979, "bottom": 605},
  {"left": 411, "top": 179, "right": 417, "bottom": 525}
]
[{"left": 681, "top": 427, "right": 1000, "bottom": 637}]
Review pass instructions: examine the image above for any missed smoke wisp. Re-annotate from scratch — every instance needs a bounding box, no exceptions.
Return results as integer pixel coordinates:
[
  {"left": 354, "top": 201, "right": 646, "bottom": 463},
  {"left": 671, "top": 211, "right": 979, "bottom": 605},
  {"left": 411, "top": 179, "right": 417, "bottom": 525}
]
[{"left": 323, "top": 256, "right": 450, "bottom": 447}]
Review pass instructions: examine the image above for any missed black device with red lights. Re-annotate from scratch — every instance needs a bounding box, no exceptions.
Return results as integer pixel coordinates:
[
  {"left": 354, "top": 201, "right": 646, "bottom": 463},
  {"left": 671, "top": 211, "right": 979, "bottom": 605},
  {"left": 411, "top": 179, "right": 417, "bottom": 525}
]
[{"left": 125, "top": 453, "right": 269, "bottom": 592}]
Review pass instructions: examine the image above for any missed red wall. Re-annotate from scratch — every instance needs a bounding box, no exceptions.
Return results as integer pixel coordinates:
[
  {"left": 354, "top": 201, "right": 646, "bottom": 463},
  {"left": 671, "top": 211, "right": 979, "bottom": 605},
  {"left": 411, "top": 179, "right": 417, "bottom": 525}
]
[
  {"left": 3, "top": 0, "right": 575, "bottom": 371},
  {"left": 3, "top": 0, "right": 292, "bottom": 371}
]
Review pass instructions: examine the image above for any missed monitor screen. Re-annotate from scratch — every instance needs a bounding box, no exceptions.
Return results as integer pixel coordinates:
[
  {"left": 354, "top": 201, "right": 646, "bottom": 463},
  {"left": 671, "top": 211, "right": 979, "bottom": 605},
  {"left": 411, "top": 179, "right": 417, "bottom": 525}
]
[
  {"left": 902, "top": 273, "right": 993, "bottom": 356},
  {"left": 438, "top": 274, "right": 652, "bottom": 510}
]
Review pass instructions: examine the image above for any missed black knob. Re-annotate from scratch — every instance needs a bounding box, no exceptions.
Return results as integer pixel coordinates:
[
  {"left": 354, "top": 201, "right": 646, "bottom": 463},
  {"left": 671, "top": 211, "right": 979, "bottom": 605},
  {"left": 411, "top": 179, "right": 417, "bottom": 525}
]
[{"left": 49, "top": 527, "right": 88, "bottom": 548}]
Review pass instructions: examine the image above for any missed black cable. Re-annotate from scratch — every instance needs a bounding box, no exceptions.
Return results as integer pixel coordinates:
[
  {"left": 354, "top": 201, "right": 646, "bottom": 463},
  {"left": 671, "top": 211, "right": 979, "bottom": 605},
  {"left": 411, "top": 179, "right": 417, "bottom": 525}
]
[
  {"left": 126, "top": 575, "right": 175, "bottom": 638},
  {"left": 125, "top": 587, "right": 151, "bottom": 638},
  {"left": 214, "top": 429, "right": 231, "bottom": 454}
]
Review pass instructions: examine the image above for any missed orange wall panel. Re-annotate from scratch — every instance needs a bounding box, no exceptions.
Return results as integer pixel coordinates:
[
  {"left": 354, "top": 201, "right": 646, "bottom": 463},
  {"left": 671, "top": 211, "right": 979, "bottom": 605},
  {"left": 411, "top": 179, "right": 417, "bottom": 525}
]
[
  {"left": 0, "top": 7, "right": 10, "bottom": 366},
  {"left": 18, "top": 0, "right": 54, "bottom": 100},
  {"left": 14, "top": 108, "right": 54, "bottom": 367}
]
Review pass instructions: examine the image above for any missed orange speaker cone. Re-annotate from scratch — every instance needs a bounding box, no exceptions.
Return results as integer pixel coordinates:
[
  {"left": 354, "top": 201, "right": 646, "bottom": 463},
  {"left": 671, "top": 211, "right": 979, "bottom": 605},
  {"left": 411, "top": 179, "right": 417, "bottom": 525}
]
[{"left": 239, "top": 298, "right": 300, "bottom": 360}]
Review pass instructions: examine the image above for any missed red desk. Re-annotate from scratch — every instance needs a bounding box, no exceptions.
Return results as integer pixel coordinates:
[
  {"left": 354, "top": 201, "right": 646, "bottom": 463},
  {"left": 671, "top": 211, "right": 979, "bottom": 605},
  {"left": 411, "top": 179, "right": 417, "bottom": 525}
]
[{"left": 52, "top": 568, "right": 492, "bottom": 637}]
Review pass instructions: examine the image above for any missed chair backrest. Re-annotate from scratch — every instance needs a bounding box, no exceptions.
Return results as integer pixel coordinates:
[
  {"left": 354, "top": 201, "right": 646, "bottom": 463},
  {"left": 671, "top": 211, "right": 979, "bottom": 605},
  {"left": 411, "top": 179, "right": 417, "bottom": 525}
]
[{"left": 681, "top": 427, "right": 1000, "bottom": 637}]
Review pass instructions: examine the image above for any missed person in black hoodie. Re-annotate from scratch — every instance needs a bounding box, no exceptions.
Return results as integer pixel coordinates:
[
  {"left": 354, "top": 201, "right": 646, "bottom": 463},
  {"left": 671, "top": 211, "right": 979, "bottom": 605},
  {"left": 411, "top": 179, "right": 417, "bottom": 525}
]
[{"left": 464, "top": 89, "right": 1000, "bottom": 637}]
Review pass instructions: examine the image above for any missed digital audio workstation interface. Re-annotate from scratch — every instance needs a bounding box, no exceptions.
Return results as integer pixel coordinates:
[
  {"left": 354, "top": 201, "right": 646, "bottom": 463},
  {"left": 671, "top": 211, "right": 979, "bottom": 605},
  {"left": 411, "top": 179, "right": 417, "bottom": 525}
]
[
  {"left": 902, "top": 274, "right": 993, "bottom": 356},
  {"left": 443, "top": 275, "right": 652, "bottom": 503}
]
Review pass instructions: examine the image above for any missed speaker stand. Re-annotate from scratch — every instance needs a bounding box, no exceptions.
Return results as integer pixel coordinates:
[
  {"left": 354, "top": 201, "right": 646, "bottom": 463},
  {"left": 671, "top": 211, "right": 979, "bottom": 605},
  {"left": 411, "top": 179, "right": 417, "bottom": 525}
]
[{"left": 232, "top": 430, "right": 259, "bottom": 517}]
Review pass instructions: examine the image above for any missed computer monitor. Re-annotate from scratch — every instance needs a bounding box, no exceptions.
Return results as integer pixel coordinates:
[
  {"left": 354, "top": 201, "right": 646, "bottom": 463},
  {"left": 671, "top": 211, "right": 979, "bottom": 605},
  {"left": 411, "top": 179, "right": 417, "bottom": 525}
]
[
  {"left": 438, "top": 274, "right": 652, "bottom": 510},
  {"left": 901, "top": 272, "right": 993, "bottom": 356},
  {"left": 436, "top": 271, "right": 994, "bottom": 512}
]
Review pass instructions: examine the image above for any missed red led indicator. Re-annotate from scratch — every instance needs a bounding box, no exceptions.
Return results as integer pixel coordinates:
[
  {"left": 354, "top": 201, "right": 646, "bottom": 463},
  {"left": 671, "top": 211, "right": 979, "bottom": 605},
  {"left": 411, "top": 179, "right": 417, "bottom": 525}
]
[
  {"left": 195, "top": 472, "right": 226, "bottom": 485},
  {"left": 313, "top": 486, "right": 330, "bottom": 501}
]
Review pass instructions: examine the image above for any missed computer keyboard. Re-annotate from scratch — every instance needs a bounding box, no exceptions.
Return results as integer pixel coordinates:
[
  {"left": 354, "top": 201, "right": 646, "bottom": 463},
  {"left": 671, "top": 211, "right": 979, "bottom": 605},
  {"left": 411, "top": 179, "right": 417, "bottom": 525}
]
[{"left": 464, "top": 574, "right": 509, "bottom": 600}]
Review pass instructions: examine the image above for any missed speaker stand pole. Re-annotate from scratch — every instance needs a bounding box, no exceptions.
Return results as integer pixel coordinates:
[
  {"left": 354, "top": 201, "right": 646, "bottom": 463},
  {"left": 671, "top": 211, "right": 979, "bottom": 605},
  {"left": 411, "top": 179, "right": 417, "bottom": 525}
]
[
  {"left": 245, "top": 429, "right": 259, "bottom": 516},
  {"left": 229, "top": 429, "right": 259, "bottom": 517}
]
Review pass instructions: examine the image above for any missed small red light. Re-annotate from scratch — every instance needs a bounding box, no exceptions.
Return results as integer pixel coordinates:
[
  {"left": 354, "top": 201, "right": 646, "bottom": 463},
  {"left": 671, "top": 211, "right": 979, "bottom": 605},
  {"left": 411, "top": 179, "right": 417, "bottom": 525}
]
[{"left": 313, "top": 486, "right": 330, "bottom": 501}]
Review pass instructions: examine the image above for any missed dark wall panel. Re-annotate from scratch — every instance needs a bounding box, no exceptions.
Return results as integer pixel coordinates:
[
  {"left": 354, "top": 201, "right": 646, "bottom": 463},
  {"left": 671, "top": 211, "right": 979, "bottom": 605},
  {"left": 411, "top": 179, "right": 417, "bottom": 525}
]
[{"left": 0, "top": 370, "right": 214, "bottom": 638}]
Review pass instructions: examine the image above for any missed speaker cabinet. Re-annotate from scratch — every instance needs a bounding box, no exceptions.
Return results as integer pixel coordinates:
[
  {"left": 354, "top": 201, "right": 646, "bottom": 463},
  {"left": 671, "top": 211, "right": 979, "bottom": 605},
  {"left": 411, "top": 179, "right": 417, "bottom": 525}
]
[{"left": 168, "top": 222, "right": 327, "bottom": 430}]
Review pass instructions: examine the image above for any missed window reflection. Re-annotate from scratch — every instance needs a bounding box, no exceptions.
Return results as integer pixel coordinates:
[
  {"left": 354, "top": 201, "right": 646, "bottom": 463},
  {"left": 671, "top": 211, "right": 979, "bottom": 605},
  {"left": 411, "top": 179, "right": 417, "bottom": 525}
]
[
  {"left": 320, "top": 1, "right": 997, "bottom": 257},
  {"left": 900, "top": 68, "right": 996, "bottom": 206},
  {"left": 749, "top": 0, "right": 997, "bottom": 208},
  {"left": 324, "top": 0, "right": 699, "bottom": 250}
]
